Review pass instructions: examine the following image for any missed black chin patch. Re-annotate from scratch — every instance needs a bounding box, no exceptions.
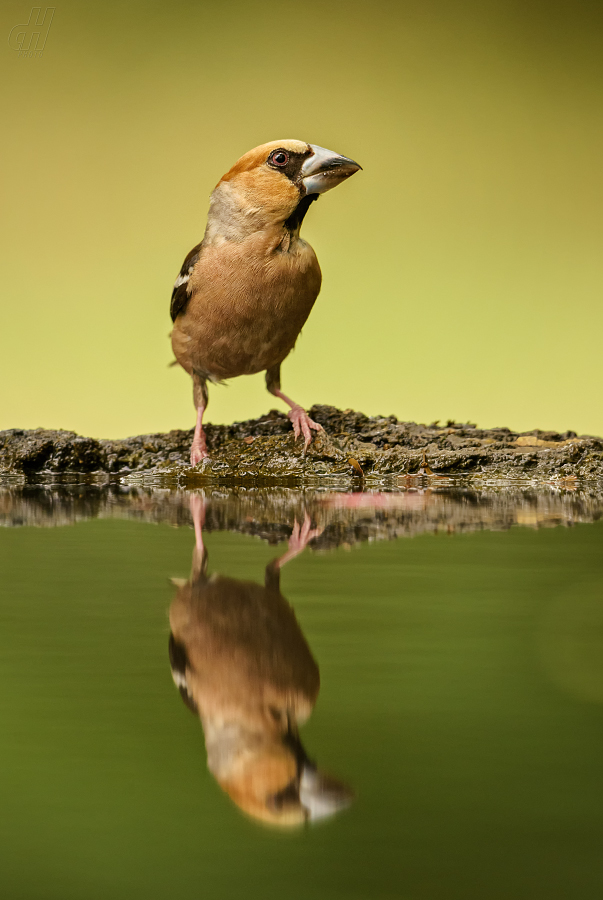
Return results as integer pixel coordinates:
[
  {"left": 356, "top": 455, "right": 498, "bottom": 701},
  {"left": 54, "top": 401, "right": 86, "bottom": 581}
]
[
  {"left": 268, "top": 777, "right": 300, "bottom": 811},
  {"left": 285, "top": 194, "right": 318, "bottom": 233}
]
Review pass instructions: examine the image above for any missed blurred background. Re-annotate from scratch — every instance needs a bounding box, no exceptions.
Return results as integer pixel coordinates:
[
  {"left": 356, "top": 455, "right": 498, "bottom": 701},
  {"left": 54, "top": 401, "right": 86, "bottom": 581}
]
[{"left": 1, "top": 0, "right": 602, "bottom": 439}]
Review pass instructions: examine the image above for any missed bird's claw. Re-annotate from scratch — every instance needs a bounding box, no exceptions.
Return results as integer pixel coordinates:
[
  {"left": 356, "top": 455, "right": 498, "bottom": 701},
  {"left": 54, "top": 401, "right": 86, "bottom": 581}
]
[
  {"left": 287, "top": 405, "right": 323, "bottom": 451},
  {"left": 288, "top": 512, "right": 323, "bottom": 553},
  {"left": 190, "top": 441, "right": 209, "bottom": 467}
]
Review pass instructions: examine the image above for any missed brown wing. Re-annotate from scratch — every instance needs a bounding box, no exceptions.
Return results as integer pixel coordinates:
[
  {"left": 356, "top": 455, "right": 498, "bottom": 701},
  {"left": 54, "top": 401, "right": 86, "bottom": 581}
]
[{"left": 170, "top": 241, "right": 203, "bottom": 322}]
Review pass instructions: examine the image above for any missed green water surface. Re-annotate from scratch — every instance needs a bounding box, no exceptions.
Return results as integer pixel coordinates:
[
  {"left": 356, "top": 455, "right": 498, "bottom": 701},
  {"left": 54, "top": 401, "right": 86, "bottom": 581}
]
[{"left": 1, "top": 494, "right": 602, "bottom": 899}]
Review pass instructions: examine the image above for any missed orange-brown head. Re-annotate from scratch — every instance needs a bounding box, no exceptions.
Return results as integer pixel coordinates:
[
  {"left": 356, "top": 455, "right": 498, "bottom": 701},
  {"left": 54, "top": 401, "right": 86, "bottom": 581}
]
[
  {"left": 216, "top": 736, "right": 354, "bottom": 828},
  {"left": 205, "top": 140, "right": 361, "bottom": 242}
]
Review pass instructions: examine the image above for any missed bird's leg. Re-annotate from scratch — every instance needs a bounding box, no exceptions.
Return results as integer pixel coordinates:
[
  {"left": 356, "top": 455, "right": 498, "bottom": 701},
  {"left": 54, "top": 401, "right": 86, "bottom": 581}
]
[
  {"left": 191, "top": 373, "right": 209, "bottom": 466},
  {"left": 191, "top": 406, "right": 207, "bottom": 465},
  {"left": 265, "top": 365, "right": 322, "bottom": 452},
  {"left": 189, "top": 493, "right": 208, "bottom": 580},
  {"left": 190, "top": 493, "right": 205, "bottom": 553}
]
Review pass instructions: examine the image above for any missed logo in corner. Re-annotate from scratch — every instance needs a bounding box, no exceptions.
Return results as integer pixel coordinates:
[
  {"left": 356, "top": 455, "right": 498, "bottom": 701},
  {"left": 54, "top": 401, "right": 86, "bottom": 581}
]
[{"left": 8, "top": 7, "right": 55, "bottom": 58}]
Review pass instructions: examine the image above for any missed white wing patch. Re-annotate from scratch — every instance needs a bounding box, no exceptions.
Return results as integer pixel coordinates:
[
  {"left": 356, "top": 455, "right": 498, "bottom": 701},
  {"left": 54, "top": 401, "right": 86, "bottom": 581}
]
[
  {"left": 171, "top": 668, "right": 188, "bottom": 690},
  {"left": 173, "top": 272, "right": 190, "bottom": 289}
]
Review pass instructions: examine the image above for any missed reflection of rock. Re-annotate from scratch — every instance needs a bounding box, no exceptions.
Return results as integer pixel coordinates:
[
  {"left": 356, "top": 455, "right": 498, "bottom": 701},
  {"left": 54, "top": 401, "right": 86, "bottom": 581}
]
[
  {"left": 169, "top": 502, "right": 352, "bottom": 826},
  {"left": 1, "top": 483, "right": 602, "bottom": 548},
  {"left": 1, "top": 406, "right": 602, "bottom": 478},
  {"left": 538, "top": 586, "right": 603, "bottom": 704}
]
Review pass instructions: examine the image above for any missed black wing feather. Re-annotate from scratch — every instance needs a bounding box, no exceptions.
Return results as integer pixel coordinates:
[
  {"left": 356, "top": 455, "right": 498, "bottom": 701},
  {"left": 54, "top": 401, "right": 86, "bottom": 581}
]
[{"left": 170, "top": 241, "right": 203, "bottom": 322}]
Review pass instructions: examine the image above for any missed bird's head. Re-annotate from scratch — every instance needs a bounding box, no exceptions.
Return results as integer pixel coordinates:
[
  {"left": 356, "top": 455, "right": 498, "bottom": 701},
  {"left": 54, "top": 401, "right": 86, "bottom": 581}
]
[
  {"left": 216, "top": 733, "right": 354, "bottom": 828},
  {"left": 206, "top": 140, "right": 361, "bottom": 241}
]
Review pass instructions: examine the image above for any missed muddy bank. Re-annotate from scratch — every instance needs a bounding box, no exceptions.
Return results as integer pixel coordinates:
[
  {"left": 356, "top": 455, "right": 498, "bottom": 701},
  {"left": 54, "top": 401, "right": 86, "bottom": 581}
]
[{"left": 1, "top": 405, "right": 602, "bottom": 481}]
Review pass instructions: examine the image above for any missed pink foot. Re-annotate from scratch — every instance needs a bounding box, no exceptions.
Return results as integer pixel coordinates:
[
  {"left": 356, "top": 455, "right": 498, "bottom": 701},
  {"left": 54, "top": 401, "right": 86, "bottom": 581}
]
[
  {"left": 288, "top": 513, "right": 323, "bottom": 554},
  {"left": 190, "top": 440, "right": 208, "bottom": 467},
  {"left": 287, "top": 405, "right": 322, "bottom": 451},
  {"left": 276, "top": 513, "right": 323, "bottom": 568}
]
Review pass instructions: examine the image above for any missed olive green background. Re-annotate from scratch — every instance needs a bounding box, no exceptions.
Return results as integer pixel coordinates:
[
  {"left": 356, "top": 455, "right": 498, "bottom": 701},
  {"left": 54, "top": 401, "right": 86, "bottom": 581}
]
[
  {"left": 2, "top": 0, "right": 602, "bottom": 438},
  {"left": 1, "top": 516, "right": 603, "bottom": 898}
]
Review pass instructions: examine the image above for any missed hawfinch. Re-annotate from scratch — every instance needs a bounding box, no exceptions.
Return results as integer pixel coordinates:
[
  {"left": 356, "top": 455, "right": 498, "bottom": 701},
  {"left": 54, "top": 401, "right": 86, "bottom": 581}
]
[
  {"left": 170, "top": 140, "right": 361, "bottom": 465},
  {"left": 168, "top": 497, "right": 353, "bottom": 826}
]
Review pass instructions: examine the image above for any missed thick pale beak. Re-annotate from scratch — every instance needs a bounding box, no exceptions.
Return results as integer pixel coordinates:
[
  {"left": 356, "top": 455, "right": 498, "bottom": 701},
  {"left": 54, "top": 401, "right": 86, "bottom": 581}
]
[
  {"left": 301, "top": 144, "right": 362, "bottom": 195},
  {"left": 299, "top": 764, "right": 354, "bottom": 821}
]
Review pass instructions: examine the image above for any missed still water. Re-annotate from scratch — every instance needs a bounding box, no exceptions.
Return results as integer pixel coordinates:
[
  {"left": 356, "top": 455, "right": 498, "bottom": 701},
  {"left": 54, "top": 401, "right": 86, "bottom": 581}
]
[{"left": 1, "top": 482, "right": 603, "bottom": 899}]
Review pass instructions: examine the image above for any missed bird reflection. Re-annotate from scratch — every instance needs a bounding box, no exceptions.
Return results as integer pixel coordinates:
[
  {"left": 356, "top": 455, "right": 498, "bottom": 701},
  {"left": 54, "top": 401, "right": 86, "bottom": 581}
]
[{"left": 168, "top": 495, "right": 353, "bottom": 826}]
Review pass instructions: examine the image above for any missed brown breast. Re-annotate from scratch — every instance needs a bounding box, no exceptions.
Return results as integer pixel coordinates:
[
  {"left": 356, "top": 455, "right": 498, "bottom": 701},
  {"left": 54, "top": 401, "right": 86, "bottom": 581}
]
[{"left": 171, "top": 232, "right": 322, "bottom": 381}]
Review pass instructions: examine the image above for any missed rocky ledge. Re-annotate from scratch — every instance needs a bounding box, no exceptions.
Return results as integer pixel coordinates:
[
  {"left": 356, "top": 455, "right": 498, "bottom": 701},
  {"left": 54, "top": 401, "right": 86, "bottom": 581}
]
[{"left": 1, "top": 406, "right": 602, "bottom": 481}]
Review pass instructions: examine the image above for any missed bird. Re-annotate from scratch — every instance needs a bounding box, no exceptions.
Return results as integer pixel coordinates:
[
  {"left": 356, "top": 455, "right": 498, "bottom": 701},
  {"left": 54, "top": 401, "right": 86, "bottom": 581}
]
[
  {"left": 168, "top": 496, "right": 353, "bottom": 826},
  {"left": 169, "top": 140, "right": 361, "bottom": 466}
]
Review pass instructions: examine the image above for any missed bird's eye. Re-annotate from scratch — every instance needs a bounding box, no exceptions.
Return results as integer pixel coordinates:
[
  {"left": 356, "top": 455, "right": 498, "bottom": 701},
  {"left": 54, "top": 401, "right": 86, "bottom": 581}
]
[{"left": 269, "top": 150, "right": 289, "bottom": 167}]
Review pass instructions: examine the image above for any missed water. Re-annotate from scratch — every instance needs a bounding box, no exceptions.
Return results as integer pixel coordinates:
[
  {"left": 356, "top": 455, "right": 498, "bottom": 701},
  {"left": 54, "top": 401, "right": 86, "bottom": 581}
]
[{"left": 1, "top": 482, "right": 603, "bottom": 899}]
